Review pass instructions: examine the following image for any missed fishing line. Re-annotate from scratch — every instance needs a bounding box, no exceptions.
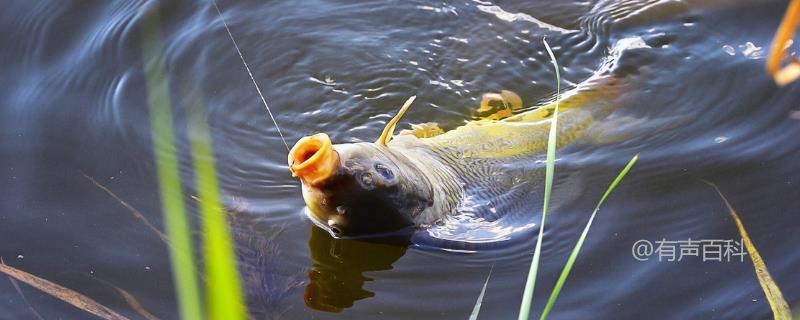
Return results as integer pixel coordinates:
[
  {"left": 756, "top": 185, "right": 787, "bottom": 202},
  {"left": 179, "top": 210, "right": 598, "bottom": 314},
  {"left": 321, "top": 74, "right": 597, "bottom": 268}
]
[{"left": 212, "top": 0, "right": 291, "bottom": 151}]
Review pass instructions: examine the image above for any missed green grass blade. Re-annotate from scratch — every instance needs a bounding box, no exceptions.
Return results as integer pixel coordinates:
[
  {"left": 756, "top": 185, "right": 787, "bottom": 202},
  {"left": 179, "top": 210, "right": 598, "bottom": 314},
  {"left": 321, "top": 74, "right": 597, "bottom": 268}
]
[
  {"left": 140, "top": 9, "right": 203, "bottom": 320},
  {"left": 518, "top": 38, "right": 561, "bottom": 320},
  {"left": 539, "top": 154, "right": 639, "bottom": 320},
  {"left": 469, "top": 266, "right": 494, "bottom": 320},
  {"left": 189, "top": 110, "right": 247, "bottom": 320}
]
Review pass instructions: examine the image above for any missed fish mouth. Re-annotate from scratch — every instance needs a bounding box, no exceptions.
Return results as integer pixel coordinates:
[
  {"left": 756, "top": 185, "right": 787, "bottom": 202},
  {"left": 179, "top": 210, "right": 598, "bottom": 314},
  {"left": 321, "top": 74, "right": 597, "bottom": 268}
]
[{"left": 288, "top": 133, "right": 339, "bottom": 186}]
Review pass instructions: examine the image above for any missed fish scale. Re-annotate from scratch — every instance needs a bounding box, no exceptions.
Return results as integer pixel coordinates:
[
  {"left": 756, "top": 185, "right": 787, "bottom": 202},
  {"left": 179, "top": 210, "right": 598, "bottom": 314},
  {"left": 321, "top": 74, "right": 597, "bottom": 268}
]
[
  {"left": 382, "top": 75, "right": 623, "bottom": 248},
  {"left": 289, "top": 54, "right": 627, "bottom": 242}
]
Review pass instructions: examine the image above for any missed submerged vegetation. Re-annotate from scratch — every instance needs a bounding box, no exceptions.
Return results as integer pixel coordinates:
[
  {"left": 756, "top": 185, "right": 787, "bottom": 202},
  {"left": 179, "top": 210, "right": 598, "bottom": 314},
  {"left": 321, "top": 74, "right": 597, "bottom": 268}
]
[{"left": 0, "top": 259, "right": 129, "bottom": 320}]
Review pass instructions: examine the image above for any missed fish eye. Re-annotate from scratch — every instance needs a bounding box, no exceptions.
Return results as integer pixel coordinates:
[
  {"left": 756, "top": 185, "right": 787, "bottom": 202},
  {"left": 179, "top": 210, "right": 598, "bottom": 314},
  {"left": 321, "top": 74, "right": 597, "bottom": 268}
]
[
  {"left": 374, "top": 163, "right": 394, "bottom": 180},
  {"left": 359, "top": 172, "right": 374, "bottom": 187}
]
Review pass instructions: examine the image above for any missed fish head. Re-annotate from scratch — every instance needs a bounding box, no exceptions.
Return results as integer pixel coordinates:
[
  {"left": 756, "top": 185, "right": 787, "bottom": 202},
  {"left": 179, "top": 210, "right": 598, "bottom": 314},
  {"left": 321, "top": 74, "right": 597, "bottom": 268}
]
[{"left": 288, "top": 132, "right": 432, "bottom": 238}]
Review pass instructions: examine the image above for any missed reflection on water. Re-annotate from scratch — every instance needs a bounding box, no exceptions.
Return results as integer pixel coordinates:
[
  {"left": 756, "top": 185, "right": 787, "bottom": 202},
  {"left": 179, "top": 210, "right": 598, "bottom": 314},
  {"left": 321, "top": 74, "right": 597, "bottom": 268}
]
[
  {"left": 2, "top": 0, "right": 800, "bottom": 318},
  {"left": 304, "top": 226, "right": 407, "bottom": 312}
]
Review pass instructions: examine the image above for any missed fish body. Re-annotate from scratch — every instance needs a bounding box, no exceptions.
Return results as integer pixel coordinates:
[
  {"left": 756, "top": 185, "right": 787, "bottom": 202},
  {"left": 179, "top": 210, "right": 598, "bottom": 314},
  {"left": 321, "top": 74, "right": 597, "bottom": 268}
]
[
  {"left": 289, "top": 72, "right": 623, "bottom": 239},
  {"left": 386, "top": 75, "right": 621, "bottom": 227}
]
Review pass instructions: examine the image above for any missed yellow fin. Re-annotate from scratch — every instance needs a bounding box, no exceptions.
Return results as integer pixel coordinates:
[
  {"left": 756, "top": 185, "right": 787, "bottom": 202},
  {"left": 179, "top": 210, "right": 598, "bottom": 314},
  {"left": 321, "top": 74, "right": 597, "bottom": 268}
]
[
  {"left": 500, "top": 90, "right": 522, "bottom": 110},
  {"left": 377, "top": 96, "right": 416, "bottom": 145},
  {"left": 475, "top": 90, "right": 523, "bottom": 120},
  {"left": 399, "top": 122, "right": 444, "bottom": 138}
]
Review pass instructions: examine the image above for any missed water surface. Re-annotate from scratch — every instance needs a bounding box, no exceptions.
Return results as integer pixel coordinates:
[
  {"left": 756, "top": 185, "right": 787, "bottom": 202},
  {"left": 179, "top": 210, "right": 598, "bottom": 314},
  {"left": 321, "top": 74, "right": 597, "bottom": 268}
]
[{"left": 1, "top": 0, "right": 799, "bottom": 319}]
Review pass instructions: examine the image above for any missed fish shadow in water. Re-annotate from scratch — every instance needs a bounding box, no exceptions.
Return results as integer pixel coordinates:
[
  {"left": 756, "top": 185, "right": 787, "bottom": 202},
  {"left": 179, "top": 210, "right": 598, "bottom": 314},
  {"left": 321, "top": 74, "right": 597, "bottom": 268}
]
[{"left": 304, "top": 226, "right": 408, "bottom": 312}]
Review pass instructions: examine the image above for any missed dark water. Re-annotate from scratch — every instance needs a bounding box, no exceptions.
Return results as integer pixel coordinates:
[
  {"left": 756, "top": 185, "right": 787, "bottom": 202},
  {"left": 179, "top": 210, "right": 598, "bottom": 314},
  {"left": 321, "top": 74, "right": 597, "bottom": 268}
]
[{"left": 2, "top": 0, "right": 800, "bottom": 319}]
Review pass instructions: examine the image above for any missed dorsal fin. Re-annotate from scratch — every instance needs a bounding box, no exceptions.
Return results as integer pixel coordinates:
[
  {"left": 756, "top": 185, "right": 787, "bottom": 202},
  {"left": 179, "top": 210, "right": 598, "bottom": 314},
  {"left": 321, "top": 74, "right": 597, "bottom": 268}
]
[{"left": 376, "top": 96, "right": 416, "bottom": 145}]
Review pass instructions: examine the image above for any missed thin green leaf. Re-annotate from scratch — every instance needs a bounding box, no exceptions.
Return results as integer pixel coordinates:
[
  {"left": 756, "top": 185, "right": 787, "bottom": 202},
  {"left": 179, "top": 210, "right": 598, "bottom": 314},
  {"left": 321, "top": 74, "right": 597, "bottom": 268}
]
[
  {"left": 540, "top": 154, "right": 639, "bottom": 320},
  {"left": 519, "top": 38, "right": 561, "bottom": 320},
  {"left": 189, "top": 107, "right": 247, "bottom": 320},
  {"left": 140, "top": 8, "right": 203, "bottom": 320},
  {"left": 469, "top": 266, "right": 494, "bottom": 320}
]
